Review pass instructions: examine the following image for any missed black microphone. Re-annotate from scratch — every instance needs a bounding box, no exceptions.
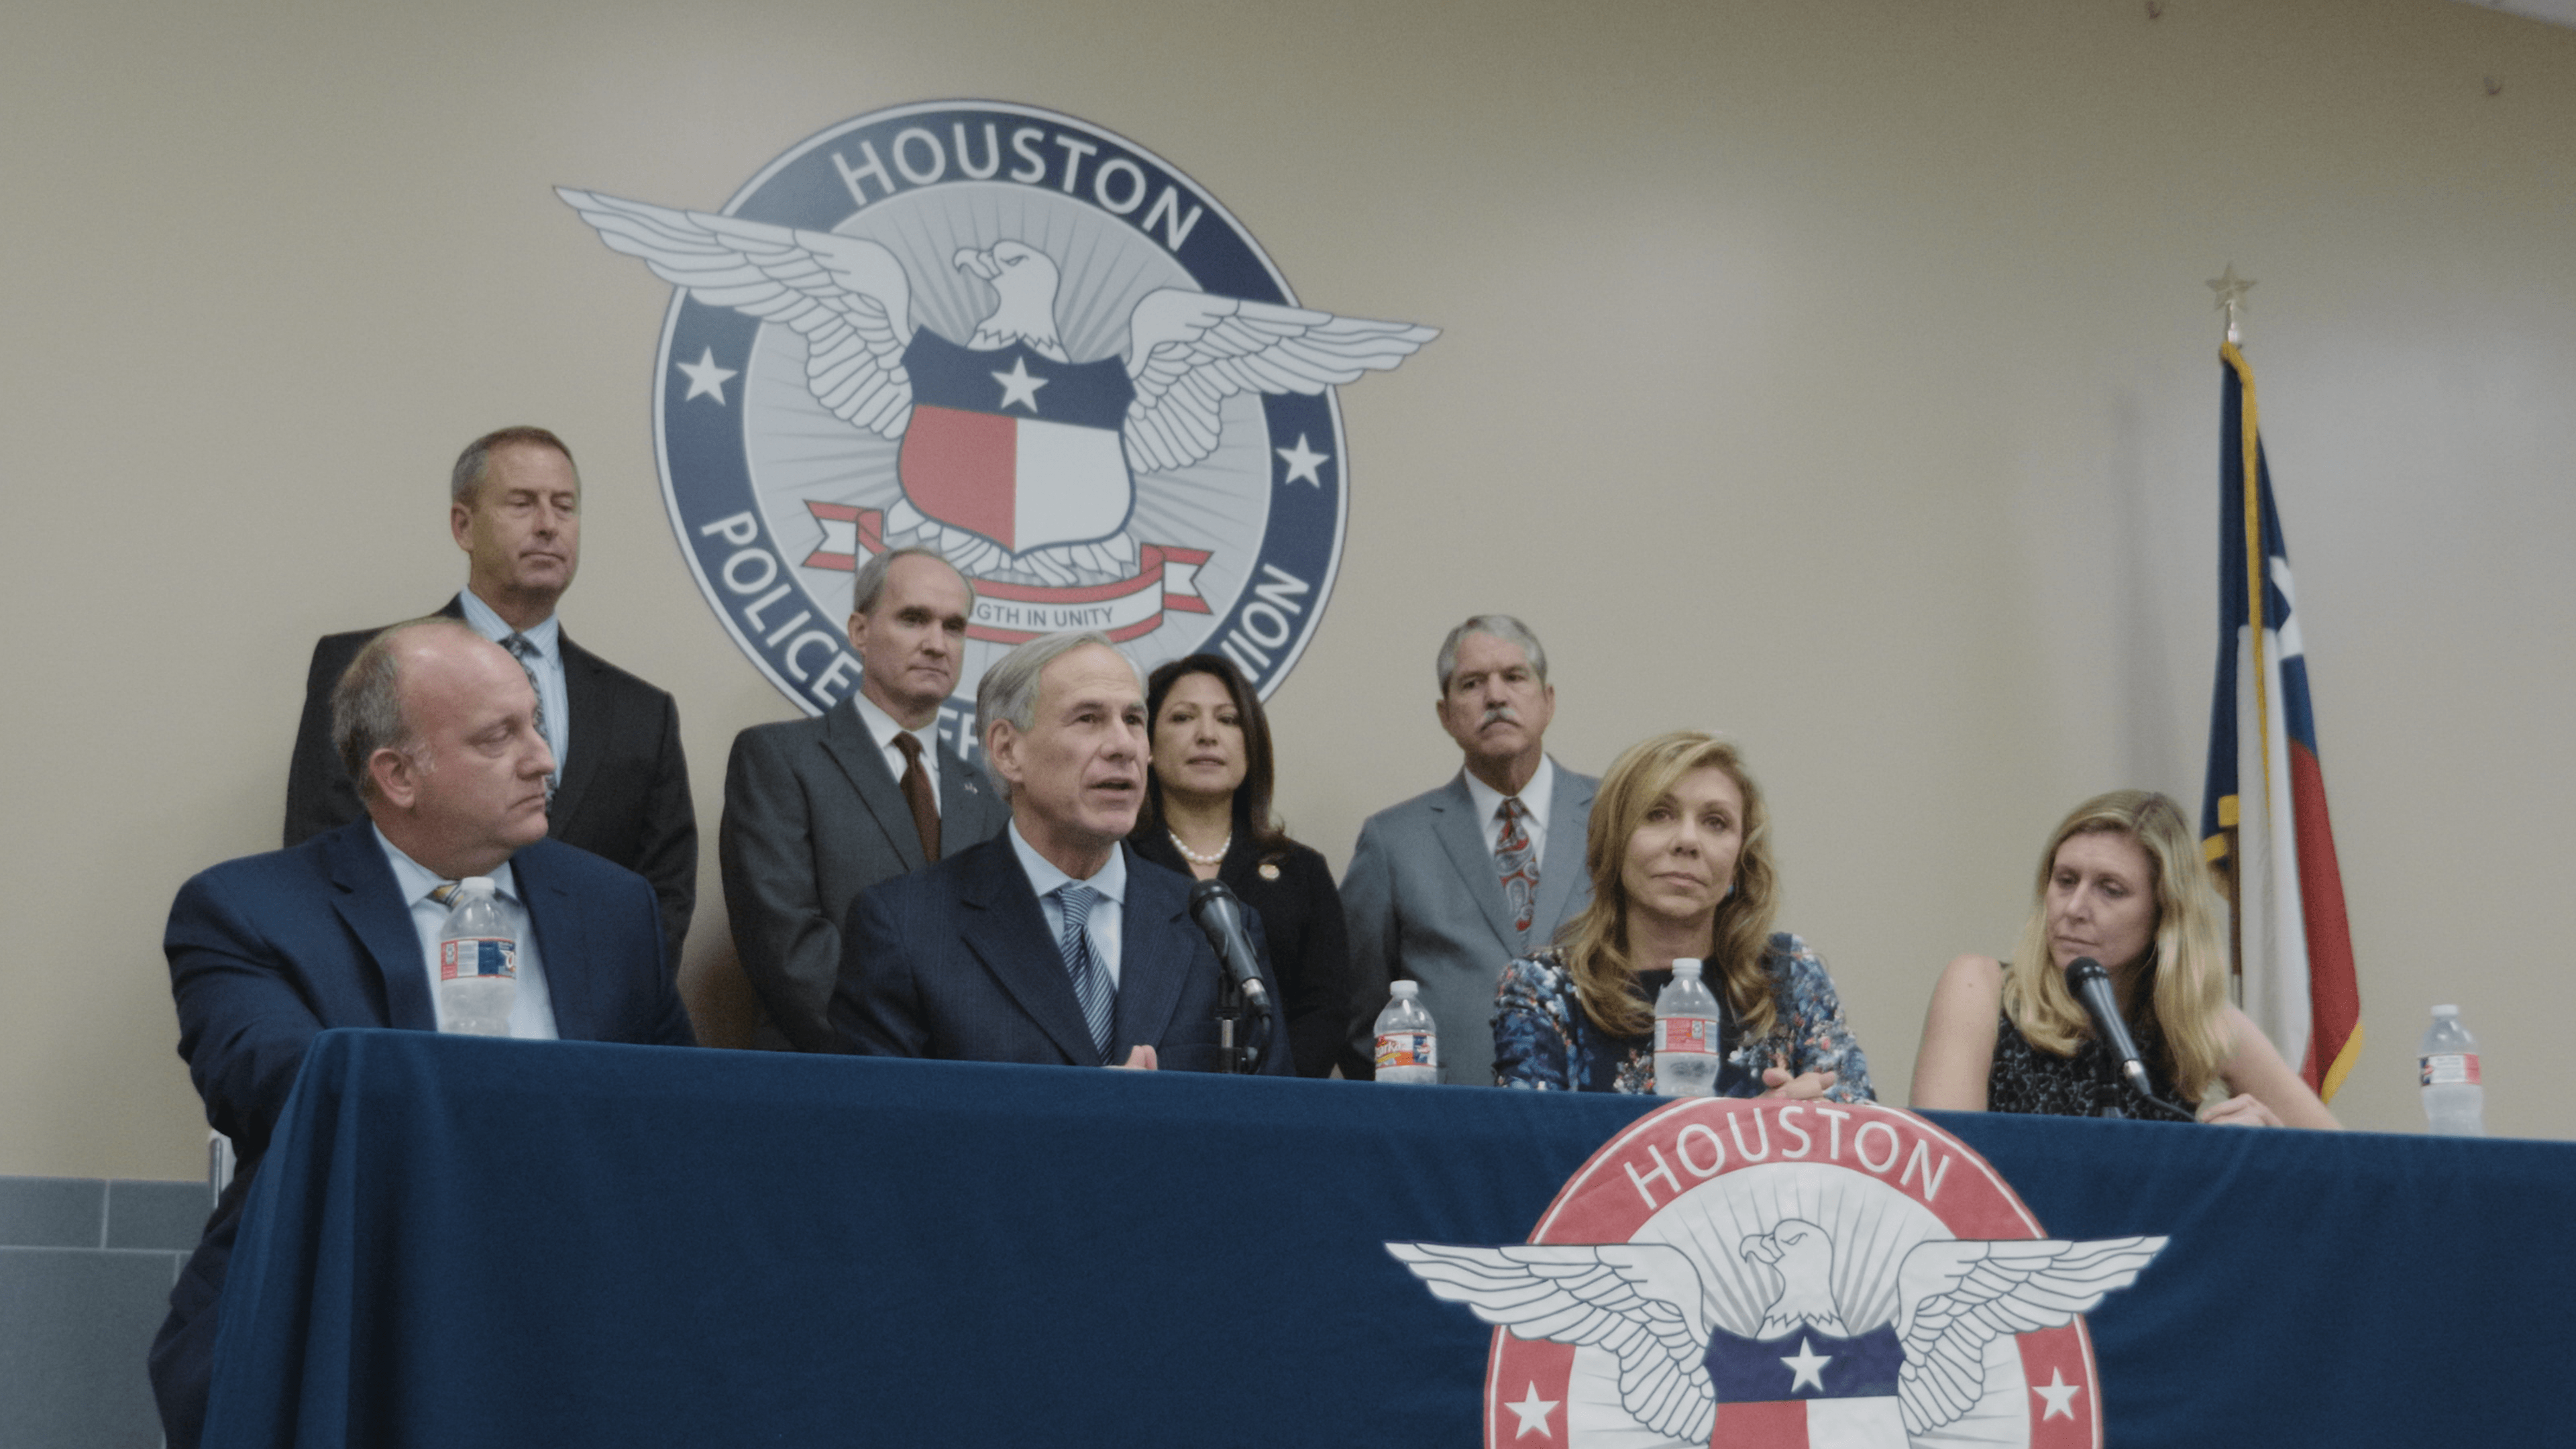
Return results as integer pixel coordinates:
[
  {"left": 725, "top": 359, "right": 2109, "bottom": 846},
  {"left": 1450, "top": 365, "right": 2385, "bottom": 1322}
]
[
  {"left": 1187, "top": 878, "right": 1273, "bottom": 1017},
  {"left": 2063, "top": 957, "right": 2191, "bottom": 1120}
]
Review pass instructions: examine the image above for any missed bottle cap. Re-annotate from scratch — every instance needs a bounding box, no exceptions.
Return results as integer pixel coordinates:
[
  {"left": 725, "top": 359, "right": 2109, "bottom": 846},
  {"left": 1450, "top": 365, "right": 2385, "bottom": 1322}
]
[
  {"left": 1391, "top": 981, "right": 1419, "bottom": 999},
  {"left": 458, "top": 877, "right": 496, "bottom": 898},
  {"left": 2432, "top": 1004, "right": 2458, "bottom": 1016},
  {"left": 1671, "top": 958, "right": 1703, "bottom": 976}
]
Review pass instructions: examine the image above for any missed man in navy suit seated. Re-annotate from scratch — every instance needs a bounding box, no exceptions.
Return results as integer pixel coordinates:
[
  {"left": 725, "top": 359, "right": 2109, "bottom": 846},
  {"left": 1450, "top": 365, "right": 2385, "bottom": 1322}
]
[
  {"left": 151, "top": 619, "right": 694, "bottom": 1449},
  {"left": 833, "top": 630, "right": 1291, "bottom": 1074}
]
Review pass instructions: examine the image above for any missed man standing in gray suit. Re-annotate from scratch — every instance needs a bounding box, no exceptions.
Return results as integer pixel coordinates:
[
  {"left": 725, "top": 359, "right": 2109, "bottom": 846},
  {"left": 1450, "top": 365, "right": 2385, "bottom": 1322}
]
[
  {"left": 1343, "top": 614, "right": 1597, "bottom": 1083},
  {"left": 720, "top": 548, "right": 1011, "bottom": 1051}
]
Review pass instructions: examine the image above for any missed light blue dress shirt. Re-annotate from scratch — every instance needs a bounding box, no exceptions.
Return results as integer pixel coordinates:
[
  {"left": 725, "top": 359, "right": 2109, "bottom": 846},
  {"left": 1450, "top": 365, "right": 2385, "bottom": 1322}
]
[
  {"left": 374, "top": 827, "right": 559, "bottom": 1039},
  {"left": 1007, "top": 823, "right": 1126, "bottom": 989},
  {"left": 458, "top": 588, "right": 570, "bottom": 780}
]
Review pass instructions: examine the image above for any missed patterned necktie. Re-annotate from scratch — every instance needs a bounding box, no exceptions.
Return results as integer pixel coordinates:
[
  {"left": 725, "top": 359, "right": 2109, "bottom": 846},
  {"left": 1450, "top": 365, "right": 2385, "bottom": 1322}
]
[
  {"left": 1054, "top": 883, "right": 1116, "bottom": 1063},
  {"left": 892, "top": 732, "right": 941, "bottom": 863},
  {"left": 1495, "top": 796, "right": 1539, "bottom": 935},
  {"left": 500, "top": 633, "right": 558, "bottom": 798},
  {"left": 429, "top": 881, "right": 462, "bottom": 907}
]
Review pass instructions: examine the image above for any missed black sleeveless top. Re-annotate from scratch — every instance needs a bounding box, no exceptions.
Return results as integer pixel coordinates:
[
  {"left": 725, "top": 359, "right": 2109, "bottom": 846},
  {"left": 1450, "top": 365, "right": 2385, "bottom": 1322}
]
[{"left": 1986, "top": 1010, "right": 2186, "bottom": 1120}]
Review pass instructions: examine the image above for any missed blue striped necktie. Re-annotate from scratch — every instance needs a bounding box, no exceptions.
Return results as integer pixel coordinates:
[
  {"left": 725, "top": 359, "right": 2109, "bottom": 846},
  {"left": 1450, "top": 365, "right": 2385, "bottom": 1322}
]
[
  {"left": 1055, "top": 883, "right": 1116, "bottom": 1063},
  {"left": 500, "top": 632, "right": 559, "bottom": 801}
]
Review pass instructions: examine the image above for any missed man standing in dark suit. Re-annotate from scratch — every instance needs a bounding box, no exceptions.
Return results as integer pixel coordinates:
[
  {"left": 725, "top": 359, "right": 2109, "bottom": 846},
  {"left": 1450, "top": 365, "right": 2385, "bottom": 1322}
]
[
  {"left": 835, "top": 631, "right": 1291, "bottom": 1075},
  {"left": 280, "top": 426, "right": 696, "bottom": 961},
  {"left": 154, "top": 619, "right": 694, "bottom": 1449},
  {"left": 1342, "top": 614, "right": 1599, "bottom": 1083},
  {"left": 720, "top": 547, "right": 1009, "bottom": 1051}
]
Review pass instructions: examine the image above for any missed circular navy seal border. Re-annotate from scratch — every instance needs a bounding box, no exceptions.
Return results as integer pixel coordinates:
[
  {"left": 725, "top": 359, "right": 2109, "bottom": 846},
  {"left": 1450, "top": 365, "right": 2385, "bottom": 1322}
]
[{"left": 647, "top": 101, "right": 1349, "bottom": 748}]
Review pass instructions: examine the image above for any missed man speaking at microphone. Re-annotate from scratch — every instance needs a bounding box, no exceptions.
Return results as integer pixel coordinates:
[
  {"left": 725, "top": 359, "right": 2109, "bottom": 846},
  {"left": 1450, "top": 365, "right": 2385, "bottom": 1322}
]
[{"left": 833, "top": 631, "right": 1291, "bottom": 1074}]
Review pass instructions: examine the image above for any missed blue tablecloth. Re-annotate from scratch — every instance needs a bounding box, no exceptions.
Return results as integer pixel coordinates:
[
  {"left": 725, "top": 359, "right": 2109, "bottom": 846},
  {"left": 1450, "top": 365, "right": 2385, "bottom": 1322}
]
[{"left": 204, "top": 1030, "right": 2573, "bottom": 1446}]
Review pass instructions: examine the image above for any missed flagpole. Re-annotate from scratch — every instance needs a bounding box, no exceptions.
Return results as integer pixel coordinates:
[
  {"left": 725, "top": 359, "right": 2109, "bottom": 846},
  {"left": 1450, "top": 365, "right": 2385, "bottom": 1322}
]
[{"left": 2209, "top": 265, "right": 2256, "bottom": 1010}]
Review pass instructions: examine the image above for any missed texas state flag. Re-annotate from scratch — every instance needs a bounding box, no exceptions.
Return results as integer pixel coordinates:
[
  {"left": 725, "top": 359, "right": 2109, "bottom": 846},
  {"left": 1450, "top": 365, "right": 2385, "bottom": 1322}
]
[
  {"left": 896, "top": 329, "right": 1138, "bottom": 555},
  {"left": 2199, "top": 340, "right": 2362, "bottom": 1102},
  {"left": 1702, "top": 1325, "right": 1906, "bottom": 1449}
]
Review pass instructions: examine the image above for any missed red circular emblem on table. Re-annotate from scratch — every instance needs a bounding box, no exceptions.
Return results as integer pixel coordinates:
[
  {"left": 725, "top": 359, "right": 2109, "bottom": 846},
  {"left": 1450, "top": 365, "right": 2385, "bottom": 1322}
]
[{"left": 1389, "top": 1098, "right": 2165, "bottom": 1448}]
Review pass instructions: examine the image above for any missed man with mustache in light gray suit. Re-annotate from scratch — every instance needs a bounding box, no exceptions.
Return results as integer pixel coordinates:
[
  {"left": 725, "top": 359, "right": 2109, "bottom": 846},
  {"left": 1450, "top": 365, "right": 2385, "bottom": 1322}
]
[{"left": 1342, "top": 615, "right": 1597, "bottom": 1083}]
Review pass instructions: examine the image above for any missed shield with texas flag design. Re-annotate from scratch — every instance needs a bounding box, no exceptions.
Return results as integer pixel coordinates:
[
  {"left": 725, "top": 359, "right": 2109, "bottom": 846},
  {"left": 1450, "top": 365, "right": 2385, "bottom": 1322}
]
[
  {"left": 1704, "top": 1325, "right": 1905, "bottom": 1448},
  {"left": 897, "top": 329, "right": 1138, "bottom": 555}
]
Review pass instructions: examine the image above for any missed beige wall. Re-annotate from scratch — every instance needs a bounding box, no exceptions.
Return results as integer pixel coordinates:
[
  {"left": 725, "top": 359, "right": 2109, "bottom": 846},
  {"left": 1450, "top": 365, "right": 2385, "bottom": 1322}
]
[{"left": 5, "top": 0, "right": 2571, "bottom": 1176}]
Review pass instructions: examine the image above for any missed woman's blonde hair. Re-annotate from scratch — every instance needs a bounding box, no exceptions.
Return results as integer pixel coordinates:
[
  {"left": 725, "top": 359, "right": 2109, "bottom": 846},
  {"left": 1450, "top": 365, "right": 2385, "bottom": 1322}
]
[
  {"left": 1558, "top": 731, "right": 1780, "bottom": 1040},
  {"left": 2000, "top": 790, "right": 2232, "bottom": 1102}
]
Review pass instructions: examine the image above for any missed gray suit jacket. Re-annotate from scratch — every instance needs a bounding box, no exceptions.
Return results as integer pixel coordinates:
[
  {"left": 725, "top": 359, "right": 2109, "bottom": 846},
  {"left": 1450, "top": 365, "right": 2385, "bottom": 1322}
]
[
  {"left": 720, "top": 696, "right": 1010, "bottom": 1051},
  {"left": 1342, "top": 761, "right": 1598, "bottom": 1083}
]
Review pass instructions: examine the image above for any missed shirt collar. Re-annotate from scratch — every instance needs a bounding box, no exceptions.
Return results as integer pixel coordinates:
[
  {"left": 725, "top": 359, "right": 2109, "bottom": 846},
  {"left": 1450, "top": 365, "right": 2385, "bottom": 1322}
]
[
  {"left": 372, "top": 824, "right": 521, "bottom": 906},
  {"left": 1007, "top": 821, "right": 1126, "bottom": 906},
  {"left": 458, "top": 588, "right": 559, "bottom": 655},
  {"left": 1461, "top": 754, "right": 1557, "bottom": 829},
  {"left": 851, "top": 689, "right": 938, "bottom": 761}
]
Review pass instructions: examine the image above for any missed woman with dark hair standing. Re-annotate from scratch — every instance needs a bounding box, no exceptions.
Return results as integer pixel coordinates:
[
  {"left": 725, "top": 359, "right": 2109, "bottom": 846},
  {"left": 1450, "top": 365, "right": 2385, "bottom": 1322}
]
[{"left": 1132, "top": 653, "right": 1358, "bottom": 1077}]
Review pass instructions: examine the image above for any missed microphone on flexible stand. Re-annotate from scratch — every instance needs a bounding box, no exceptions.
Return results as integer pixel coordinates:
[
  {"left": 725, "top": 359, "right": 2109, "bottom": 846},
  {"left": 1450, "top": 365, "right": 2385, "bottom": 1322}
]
[
  {"left": 1187, "top": 878, "right": 1273, "bottom": 1072},
  {"left": 2063, "top": 957, "right": 2196, "bottom": 1122}
]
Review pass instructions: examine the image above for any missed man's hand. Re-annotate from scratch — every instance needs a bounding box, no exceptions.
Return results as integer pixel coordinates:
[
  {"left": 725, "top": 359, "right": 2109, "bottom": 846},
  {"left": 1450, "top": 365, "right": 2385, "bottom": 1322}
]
[{"left": 1114, "top": 1045, "right": 1159, "bottom": 1071}]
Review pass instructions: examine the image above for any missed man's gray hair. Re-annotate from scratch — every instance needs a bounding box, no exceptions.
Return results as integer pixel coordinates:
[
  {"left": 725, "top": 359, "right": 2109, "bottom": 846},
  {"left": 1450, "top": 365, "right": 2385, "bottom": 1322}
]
[
  {"left": 850, "top": 545, "right": 976, "bottom": 617},
  {"left": 332, "top": 617, "right": 481, "bottom": 801},
  {"left": 1436, "top": 614, "right": 1550, "bottom": 694},
  {"left": 975, "top": 631, "right": 1138, "bottom": 800},
  {"left": 449, "top": 425, "right": 575, "bottom": 505}
]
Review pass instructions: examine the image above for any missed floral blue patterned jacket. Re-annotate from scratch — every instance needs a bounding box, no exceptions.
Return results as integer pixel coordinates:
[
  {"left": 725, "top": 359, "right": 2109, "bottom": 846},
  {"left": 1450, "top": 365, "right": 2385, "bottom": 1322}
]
[{"left": 1492, "top": 932, "right": 1873, "bottom": 1100}]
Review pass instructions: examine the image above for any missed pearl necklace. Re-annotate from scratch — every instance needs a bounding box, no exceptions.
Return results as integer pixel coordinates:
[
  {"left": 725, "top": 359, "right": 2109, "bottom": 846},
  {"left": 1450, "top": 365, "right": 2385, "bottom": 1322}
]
[{"left": 1168, "top": 828, "right": 1231, "bottom": 867}]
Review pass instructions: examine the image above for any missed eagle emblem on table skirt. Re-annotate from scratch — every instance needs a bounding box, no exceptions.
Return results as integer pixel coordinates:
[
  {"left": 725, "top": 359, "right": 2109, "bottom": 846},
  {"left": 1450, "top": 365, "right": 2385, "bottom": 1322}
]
[{"left": 1391, "top": 1099, "right": 2165, "bottom": 1448}]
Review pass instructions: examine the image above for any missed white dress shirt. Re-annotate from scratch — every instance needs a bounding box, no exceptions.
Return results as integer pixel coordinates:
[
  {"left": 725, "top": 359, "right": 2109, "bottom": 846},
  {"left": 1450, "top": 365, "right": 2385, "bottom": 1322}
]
[
  {"left": 1462, "top": 754, "right": 1559, "bottom": 871},
  {"left": 459, "top": 588, "right": 569, "bottom": 777},
  {"left": 852, "top": 690, "right": 942, "bottom": 809},
  {"left": 1008, "top": 824, "right": 1126, "bottom": 990},
  {"left": 375, "top": 827, "right": 559, "bottom": 1039}
]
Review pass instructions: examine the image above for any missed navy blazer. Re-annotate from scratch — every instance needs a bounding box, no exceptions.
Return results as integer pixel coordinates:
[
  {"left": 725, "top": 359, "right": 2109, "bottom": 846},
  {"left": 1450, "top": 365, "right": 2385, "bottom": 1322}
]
[
  {"left": 282, "top": 594, "right": 698, "bottom": 963},
  {"left": 833, "top": 835, "right": 1293, "bottom": 1075},
  {"left": 153, "top": 819, "right": 692, "bottom": 1449}
]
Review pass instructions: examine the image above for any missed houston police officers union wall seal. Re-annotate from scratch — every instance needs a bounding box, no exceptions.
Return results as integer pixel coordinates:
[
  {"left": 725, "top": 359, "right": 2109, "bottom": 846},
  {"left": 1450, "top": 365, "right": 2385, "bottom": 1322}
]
[{"left": 561, "top": 101, "right": 1436, "bottom": 745}]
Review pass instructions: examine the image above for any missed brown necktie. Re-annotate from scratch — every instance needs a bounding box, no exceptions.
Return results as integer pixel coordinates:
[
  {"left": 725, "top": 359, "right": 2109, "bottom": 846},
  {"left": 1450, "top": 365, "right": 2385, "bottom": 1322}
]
[{"left": 892, "top": 732, "right": 941, "bottom": 863}]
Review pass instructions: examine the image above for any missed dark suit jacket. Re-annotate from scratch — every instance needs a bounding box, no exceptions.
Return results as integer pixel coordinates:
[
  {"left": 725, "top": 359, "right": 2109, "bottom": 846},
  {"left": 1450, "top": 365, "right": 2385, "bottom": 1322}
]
[
  {"left": 281, "top": 594, "right": 698, "bottom": 961},
  {"left": 833, "top": 835, "right": 1293, "bottom": 1075},
  {"left": 1129, "top": 829, "right": 1357, "bottom": 1078},
  {"left": 720, "top": 696, "right": 1010, "bottom": 1052},
  {"left": 151, "top": 820, "right": 694, "bottom": 1449},
  {"left": 1341, "top": 761, "right": 1599, "bottom": 1083}
]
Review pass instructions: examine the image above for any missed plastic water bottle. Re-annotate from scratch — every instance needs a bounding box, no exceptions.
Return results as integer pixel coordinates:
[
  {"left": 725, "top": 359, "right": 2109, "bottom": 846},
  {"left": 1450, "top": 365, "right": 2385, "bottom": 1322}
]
[
  {"left": 436, "top": 878, "right": 517, "bottom": 1036},
  {"left": 1373, "top": 981, "right": 1438, "bottom": 1084},
  {"left": 1654, "top": 959, "right": 1722, "bottom": 1097},
  {"left": 2419, "top": 1005, "right": 2483, "bottom": 1136}
]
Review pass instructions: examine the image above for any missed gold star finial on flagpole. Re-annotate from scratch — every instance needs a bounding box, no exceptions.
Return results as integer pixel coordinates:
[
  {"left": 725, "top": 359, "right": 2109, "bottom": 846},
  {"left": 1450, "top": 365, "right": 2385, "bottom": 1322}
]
[{"left": 2207, "top": 264, "right": 2255, "bottom": 346}]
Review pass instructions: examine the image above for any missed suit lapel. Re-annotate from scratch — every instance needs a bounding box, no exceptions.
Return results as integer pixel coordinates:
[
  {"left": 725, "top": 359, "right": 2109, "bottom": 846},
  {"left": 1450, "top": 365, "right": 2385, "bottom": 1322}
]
[
  {"left": 934, "top": 738, "right": 1001, "bottom": 843},
  {"left": 1109, "top": 846, "right": 1189, "bottom": 1054},
  {"left": 323, "top": 823, "right": 437, "bottom": 1030},
  {"left": 1528, "top": 760, "right": 1593, "bottom": 941},
  {"left": 511, "top": 845, "right": 597, "bottom": 1040},
  {"left": 957, "top": 841, "right": 1098, "bottom": 1065},
  {"left": 820, "top": 698, "right": 924, "bottom": 870},
  {"left": 545, "top": 633, "right": 608, "bottom": 834},
  {"left": 1430, "top": 775, "right": 1522, "bottom": 953}
]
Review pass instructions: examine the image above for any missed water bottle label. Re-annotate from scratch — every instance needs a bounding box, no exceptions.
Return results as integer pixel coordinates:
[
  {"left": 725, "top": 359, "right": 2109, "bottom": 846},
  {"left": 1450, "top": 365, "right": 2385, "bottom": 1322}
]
[
  {"left": 2420, "top": 1053, "right": 2479, "bottom": 1087},
  {"left": 1655, "top": 1017, "right": 1717, "bottom": 1056},
  {"left": 1376, "top": 1032, "right": 1434, "bottom": 1072},
  {"left": 439, "top": 938, "right": 517, "bottom": 981}
]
